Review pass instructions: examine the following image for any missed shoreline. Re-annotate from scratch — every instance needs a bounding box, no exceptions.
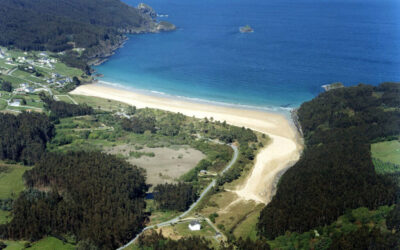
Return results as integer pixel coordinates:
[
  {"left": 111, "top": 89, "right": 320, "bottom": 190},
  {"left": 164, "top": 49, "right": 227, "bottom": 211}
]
[
  {"left": 93, "top": 80, "right": 295, "bottom": 119},
  {"left": 70, "top": 82, "right": 303, "bottom": 203}
]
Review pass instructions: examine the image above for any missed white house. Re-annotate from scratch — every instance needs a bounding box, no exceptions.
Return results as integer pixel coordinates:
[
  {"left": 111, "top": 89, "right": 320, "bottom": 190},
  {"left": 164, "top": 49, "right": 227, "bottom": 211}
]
[
  {"left": 25, "top": 87, "right": 35, "bottom": 93},
  {"left": 188, "top": 220, "right": 201, "bottom": 231},
  {"left": 9, "top": 99, "right": 22, "bottom": 107}
]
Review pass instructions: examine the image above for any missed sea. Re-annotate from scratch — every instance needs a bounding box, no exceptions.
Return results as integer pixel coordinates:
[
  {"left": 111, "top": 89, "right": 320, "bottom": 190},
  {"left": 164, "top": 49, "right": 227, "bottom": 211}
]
[{"left": 95, "top": 0, "right": 400, "bottom": 110}]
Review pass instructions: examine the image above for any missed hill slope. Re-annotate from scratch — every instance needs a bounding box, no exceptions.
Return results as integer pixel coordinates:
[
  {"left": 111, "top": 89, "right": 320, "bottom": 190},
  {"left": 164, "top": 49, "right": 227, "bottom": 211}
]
[
  {"left": 0, "top": 0, "right": 173, "bottom": 68},
  {"left": 258, "top": 82, "right": 400, "bottom": 239}
]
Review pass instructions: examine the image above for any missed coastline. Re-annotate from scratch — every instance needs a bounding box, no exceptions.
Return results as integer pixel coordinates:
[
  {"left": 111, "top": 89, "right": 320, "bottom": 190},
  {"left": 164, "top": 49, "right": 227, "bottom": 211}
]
[{"left": 70, "top": 82, "right": 303, "bottom": 203}]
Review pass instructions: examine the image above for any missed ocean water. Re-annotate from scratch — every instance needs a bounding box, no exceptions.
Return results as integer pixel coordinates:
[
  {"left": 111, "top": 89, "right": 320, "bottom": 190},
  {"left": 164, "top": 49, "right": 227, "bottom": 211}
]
[{"left": 95, "top": 0, "right": 400, "bottom": 109}]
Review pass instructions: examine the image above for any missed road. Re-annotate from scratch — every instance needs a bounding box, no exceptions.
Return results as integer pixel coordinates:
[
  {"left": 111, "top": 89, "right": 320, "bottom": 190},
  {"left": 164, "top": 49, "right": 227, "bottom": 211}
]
[
  {"left": 117, "top": 144, "right": 239, "bottom": 250},
  {"left": 7, "top": 67, "right": 17, "bottom": 76},
  {"left": 54, "top": 95, "right": 78, "bottom": 104}
]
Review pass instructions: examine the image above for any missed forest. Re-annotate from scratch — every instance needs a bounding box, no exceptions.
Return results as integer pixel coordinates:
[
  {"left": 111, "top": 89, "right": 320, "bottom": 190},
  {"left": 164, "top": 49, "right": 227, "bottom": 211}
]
[
  {"left": 154, "top": 183, "right": 198, "bottom": 211},
  {"left": 0, "top": 112, "right": 54, "bottom": 165},
  {"left": 0, "top": 152, "right": 148, "bottom": 250},
  {"left": 258, "top": 82, "right": 400, "bottom": 239},
  {"left": 0, "top": 0, "right": 149, "bottom": 69}
]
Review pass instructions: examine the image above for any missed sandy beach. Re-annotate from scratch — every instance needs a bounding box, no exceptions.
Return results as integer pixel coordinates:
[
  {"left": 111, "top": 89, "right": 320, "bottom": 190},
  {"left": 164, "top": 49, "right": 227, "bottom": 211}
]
[{"left": 70, "top": 82, "right": 302, "bottom": 204}]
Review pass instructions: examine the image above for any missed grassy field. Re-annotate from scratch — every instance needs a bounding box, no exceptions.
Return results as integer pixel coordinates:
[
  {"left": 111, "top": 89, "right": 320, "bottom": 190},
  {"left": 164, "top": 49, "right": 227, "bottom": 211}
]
[
  {"left": 0, "top": 99, "right": 7, "bottom": 110},
  {"left": 3, "top": 237, "right": 75, "bottom": 250},
  {"left": 146, "top": 199, "right": 181, "bottom": 226},
  {"left": 371, "top": 140, "right": 400, "bottom": 165},
  {"left": 0, "top": 210, "right": 11, "bottom": 224},
  {"left": 232, "top": 204, "right": 264, "bottom": 240},
  {"left": 0, "top": 163, "right": 31, "bottom": 226},
  {"left": 0, "top": 163, "right": 31, "bottom": 200},
  {"left": 55, "top": 95, "right": 76, "bottom": 104},
  {"left": 157, "top": 220, "right": 216, "bottom": 240},
  {"left": 72, "top": 94, "right": 131, "bottom": 112}
]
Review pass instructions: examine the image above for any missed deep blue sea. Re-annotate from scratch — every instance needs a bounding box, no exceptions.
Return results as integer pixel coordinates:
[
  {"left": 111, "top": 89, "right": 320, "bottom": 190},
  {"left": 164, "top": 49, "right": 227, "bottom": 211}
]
[{"left": 95, "top": 0, "right": 400, "bottom": 109}]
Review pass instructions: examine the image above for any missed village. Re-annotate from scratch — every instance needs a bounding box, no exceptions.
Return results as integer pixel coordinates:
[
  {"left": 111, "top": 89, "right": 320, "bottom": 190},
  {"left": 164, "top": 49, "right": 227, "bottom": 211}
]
[{"left": 0, "top": 47, "right": 90, "bottom": 113}]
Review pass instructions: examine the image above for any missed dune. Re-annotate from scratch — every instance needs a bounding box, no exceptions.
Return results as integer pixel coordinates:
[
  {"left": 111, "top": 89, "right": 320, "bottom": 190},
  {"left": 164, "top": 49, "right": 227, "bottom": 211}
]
[{"left": 70, "top": 82, "right": 302, "bottom": 204}]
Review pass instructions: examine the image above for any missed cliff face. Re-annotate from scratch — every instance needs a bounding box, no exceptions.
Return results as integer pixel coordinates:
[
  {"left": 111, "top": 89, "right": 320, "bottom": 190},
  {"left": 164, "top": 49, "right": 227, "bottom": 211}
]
[{"left": 86, "top": 3, "right": 176, "bottom": 66}]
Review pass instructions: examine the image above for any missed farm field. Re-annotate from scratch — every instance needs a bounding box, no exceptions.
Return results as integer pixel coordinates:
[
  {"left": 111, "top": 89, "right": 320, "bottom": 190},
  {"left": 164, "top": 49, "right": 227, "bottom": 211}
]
[{"left": 371, "top": 140, "right": 400, "bottom": 165}]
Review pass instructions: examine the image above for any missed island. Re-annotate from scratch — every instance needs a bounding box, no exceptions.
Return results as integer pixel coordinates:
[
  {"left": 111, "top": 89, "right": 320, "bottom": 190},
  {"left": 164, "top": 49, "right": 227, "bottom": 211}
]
[{"left": 239, "top": 25, "right": 254, "bottom": 33}]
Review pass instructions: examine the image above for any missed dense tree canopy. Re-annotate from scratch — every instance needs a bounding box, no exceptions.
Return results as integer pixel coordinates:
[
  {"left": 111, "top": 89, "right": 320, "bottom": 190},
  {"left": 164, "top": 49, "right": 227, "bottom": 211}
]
[
  {"left": 0, "top": 112, "right": 54, "bottom": 165},
  {"left": 0, "top": 81, "right": 12, "bottom": 92},
  {"left": 1, "top": 152, "right": 148, "bottom": 249},
  {"left": 154, "top": 183, "right": 198, "bottom": 211},
  {"left": 121, "top": 115, "right": 157, "bottom": 134},
  {"left": 258, "top": 83, "right": 400, "bottom": 239}
]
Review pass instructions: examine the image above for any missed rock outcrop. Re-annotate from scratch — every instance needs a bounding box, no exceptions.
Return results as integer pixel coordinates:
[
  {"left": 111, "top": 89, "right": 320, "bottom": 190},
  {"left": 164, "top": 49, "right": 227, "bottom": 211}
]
[
  {"left": 239, "top": 25, "right": 254, "bottom": 33},
  {"left": 137, "top": 3, "right": 157, "bottom": 18},
  {"left": 87, "top": 3, "right": 176, "bottom": 66}
]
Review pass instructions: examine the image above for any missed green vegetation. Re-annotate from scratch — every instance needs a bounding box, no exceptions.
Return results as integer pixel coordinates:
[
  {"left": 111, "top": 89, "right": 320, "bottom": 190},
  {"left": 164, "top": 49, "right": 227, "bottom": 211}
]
[
  {"left": 258, "top": 82, "right": 400, "bottom": 239},
  {"left": 1, "top": 152, "right": 147, "bottom": 249},
  {"left": 72, "top": 95, "right": 131, "bottom": 111},
  {"left": 269, "top": 206, "right": 399, "bottom": 250},
  {"left": 29, "top": 237, "right": 75, "bottom": 250},
  {"left": 40, "top": 93, "right": 94, "bottom": 119},
  {"left": 0, "top": 112, "right": 54, "bottom": 165},
  {"left": 1, "top": 237, "right": 75, "bottom": 250},
  {"left": 138, "top": 230, "right": 212, "bottom": 250},
  {"left": 0, "top": 0, "right": 150, "bottom": 69},
  {"left": 137, "top": 229, "right": 271, "bottom": 250},
  {"left": 0, "top": 164, "right": 29, "bottom": 200},
  {"left": 154, "top": 183, "right": 198, "bottom": 211},
  {"left": 129, "top": 151, "right": 155, "bottom": 158},
  {"left": 372, "top": 140, "right": 400, "bottom": 165}
]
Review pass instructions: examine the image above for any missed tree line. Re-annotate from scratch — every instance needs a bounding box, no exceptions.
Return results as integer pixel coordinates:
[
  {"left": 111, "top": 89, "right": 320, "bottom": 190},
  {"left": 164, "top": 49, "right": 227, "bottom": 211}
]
[
  {"left": 138, "top": 229, "right": 271, "bottom": 250},
  {"left": 258, "top": 82, "right": 400, "bottom": 239},
  {"left": 40, "top": 94, "right": 94, "bottom": 119}
]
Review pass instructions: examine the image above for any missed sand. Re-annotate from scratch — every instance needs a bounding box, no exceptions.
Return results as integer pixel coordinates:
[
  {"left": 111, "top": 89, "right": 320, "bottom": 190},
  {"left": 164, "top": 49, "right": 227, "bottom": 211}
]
[{"left": 70, "top": 82, "right": 303, "bottom": 204}]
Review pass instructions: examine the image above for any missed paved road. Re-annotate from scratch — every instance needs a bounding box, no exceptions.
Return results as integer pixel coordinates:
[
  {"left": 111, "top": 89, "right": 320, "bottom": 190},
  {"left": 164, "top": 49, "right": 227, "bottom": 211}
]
[{"left": 117, "top": 144, "right": 239, "bottom": 250}]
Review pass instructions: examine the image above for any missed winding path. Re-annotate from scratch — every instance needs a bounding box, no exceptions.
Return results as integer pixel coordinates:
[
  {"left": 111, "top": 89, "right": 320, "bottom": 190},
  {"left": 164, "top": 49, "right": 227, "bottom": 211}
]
[{"left": 117, "top": 144, "right": 239, "bottom": 250}]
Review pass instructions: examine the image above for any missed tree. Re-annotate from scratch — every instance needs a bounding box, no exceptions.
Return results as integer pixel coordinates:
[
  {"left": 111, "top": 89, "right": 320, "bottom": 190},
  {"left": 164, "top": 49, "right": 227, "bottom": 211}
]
[{"left": 0, "top": 81, "right": 12, "bottom": 92}]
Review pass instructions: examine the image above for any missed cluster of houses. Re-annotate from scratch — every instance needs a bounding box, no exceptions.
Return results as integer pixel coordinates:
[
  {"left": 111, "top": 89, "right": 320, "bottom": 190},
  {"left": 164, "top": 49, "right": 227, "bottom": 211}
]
[
  {"left": 36, "top": 52, "right": 57, "bottom": 68},
  {"left": 14, "top": 83, "right": 35, "bottom": 95},
  {"left": 46, "top": 72, "right": 73, "bottom": 87}
]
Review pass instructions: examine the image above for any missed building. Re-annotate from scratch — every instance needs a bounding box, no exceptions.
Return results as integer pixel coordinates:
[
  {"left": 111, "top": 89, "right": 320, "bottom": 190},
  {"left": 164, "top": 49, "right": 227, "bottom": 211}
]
[
  {"left": 188, "top": 220, "right": 201, "bottom": 231},
  {"left": 25, "top": 87, "right": 35, "bottom": 93},
  {"left": 9, "top": 99, "right": 22, "bottom": 107}
]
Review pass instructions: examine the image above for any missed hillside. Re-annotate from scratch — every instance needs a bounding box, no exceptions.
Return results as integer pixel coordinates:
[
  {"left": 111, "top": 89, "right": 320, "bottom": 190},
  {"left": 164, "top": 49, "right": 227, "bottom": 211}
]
[
  {"left": 258, "top": 83, "right": 400, "bottom": 240},
  {"left": 0, "top": 0, "right": 174, "bottom": 68}
]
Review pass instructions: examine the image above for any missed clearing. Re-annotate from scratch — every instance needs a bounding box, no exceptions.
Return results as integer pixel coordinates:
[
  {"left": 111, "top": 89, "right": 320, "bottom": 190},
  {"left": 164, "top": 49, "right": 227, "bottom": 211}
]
[
  {"left": 104, "top": 145, "right": 205, "bottom": 188},
  {"left": 371, "top": 139, "right": 400, "bottom": 165}
]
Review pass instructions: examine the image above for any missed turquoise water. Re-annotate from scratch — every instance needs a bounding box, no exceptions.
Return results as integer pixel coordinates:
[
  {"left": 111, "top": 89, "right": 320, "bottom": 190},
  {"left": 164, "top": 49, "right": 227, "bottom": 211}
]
[{"left": 95, "top": 0, "right": 400, "bottom": 109}]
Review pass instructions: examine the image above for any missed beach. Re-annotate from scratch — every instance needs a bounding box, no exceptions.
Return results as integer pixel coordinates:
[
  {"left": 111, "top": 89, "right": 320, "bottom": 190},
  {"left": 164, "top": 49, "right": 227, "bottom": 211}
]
[{"left": 70, "top": 82, "right": 302, "bottom": 204}]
